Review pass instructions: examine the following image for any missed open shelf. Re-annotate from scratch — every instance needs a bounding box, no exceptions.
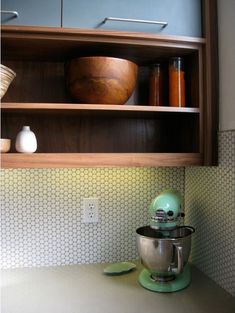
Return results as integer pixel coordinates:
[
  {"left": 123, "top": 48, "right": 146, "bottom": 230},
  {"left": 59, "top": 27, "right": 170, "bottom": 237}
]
[
  {"left": 1, "top": 153, "right": 203, "bottom": 168},
  {"left": 2, "top": 106, "right": 200, "bottom": 154},
  {"left": 1, "top": 26, "right": 209, "bottom": 167}
]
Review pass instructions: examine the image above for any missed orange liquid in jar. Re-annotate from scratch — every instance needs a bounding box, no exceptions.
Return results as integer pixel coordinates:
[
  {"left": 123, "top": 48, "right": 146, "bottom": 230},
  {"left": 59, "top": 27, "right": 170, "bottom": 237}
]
[
  {"left": 149, "top": 64, "right": 163, "bottom": 106},
  {"left": 169, "top": 58, "right": 185, "bottom": 107}
]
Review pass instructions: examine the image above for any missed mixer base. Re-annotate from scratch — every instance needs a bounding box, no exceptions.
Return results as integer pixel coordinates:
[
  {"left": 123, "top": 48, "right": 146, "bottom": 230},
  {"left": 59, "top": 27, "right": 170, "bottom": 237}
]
[{"left": 138, "top": 263, "right": 191, "bottom": 292}]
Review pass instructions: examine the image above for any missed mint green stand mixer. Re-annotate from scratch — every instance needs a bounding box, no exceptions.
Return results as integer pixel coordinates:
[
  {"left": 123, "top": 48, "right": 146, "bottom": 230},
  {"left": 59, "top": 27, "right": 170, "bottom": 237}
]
[{"left": 136, "top": 190, "right": 195, "bottom": 292}]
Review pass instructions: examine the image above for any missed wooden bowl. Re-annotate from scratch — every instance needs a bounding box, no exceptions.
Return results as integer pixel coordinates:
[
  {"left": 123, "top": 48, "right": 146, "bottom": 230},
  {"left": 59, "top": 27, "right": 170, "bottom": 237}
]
[
  {"left": 0, "top": 138, "right": 11, "bottom": 153},
  {"left": 66, "top": 56, "right": 138, "bottom": 104}
]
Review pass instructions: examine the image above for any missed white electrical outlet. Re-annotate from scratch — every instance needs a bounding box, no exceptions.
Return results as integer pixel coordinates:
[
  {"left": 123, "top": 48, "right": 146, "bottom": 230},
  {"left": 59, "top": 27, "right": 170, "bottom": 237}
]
[{"left": 82, "top": 198, "right": 99, "bottom": 223}]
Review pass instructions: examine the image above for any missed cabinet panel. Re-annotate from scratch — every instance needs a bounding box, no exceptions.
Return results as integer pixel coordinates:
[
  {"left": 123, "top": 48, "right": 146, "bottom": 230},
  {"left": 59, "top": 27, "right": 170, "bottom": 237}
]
[
  {"left": 1, "top": 0, "right": 61, "bottom": 27},
  {"left": 63, "top": 0, "right": 201, "bottom": 37}
]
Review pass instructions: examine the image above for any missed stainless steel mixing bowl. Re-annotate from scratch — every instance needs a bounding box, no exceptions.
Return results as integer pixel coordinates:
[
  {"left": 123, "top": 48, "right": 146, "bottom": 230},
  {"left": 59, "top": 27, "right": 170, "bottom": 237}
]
[{"left": 136, "top": 226, "right": 195, "bottom": 280}]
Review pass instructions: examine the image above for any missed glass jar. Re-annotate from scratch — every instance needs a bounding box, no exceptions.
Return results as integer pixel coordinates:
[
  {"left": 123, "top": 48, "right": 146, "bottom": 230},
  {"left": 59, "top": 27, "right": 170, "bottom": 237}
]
[
  {"left": 169, "top": 57, "right": 185, "bottom": 107},
  {"left": 148, "top": 63, "right": 163, "bottom": 106}
]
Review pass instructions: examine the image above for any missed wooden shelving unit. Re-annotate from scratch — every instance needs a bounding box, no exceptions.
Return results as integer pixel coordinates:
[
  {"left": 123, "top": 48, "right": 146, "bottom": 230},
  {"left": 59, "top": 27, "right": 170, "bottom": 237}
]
[{"left": 0, "top": 25, "right": 217, "bottom": 168}]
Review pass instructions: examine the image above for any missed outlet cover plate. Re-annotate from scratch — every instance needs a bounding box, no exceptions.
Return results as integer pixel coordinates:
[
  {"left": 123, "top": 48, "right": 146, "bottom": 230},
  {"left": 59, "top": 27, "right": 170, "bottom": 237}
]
[{"left": 82, "top": 198, "right": 99, "bottom": 223}]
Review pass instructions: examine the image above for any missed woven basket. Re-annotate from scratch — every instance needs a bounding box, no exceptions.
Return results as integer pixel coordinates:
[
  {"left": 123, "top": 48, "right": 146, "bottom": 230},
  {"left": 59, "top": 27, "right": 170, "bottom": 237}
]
[{"left": 0, "top": 64, "right": 16, "bottom": 99}]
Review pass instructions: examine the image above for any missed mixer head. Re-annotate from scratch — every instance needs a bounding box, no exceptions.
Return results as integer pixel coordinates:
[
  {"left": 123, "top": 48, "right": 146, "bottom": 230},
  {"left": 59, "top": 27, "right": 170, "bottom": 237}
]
[{"left": 149, "top": 190, "right": 184, "bottom": 230}]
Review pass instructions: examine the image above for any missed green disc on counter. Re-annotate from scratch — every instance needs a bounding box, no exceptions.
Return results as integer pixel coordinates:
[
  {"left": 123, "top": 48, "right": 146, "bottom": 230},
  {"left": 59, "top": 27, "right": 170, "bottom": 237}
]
[{"left": 103, "top": 262, "right": 136, "bottom": 275}]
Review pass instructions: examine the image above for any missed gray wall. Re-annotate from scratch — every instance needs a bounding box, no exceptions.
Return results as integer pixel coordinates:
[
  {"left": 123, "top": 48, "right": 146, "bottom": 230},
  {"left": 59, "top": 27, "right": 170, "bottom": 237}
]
[{"left": 218, "top": 0, "right": 235, "bottom": 130}]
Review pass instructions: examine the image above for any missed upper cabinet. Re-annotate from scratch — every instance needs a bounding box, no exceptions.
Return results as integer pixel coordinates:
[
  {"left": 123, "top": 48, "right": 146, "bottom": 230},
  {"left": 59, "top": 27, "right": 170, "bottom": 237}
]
[
  {"left": 62, "top": 0, "right": 202, "bottom": 36},
  {"left": 1, "top": 0, "right": 202, "bottom": 37},
  {"left": 1, "top": 0, "right": 61, "bottom": 27}
]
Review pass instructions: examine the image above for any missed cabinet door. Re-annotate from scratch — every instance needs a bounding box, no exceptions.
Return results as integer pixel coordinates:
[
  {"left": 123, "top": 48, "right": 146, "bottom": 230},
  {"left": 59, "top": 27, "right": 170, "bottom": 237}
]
[
  {"left": 63, "top": 0, "right": 201, "bottom": 37},
  {"left": 1, "top": 0, "right": 61, "bottom": 27}
]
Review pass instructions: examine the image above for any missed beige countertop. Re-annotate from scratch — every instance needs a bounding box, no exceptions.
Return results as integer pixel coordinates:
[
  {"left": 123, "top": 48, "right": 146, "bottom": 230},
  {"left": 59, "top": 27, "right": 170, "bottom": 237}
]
[{"left": 1, "top": 261, "right": 235, "bottom": 313}]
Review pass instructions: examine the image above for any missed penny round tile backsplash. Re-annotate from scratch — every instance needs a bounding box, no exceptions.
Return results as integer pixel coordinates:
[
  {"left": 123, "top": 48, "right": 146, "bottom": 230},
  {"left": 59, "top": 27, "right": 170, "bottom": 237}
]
[
  {"left": 0, "top": 167, "right": 184, "bottom": 268},
  {"left": 185, "top": 130, "right": 235, "bottom": 297}
]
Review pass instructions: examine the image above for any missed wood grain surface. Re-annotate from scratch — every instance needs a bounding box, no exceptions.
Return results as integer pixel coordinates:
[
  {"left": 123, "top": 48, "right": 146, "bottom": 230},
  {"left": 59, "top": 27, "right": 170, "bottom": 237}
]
[
  {"left": 1, "top": 153, "right": 203, "bottom": 168},
  {"left": 66, "top": 56, "right": 138, "bottom": 104}
]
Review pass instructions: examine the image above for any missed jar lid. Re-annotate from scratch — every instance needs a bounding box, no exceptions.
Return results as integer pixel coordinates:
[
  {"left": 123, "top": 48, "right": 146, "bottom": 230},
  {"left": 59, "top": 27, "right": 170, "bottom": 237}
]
[
  {"left": 170, "top": 57, "right": 183, "bottom": 61},
  {"left": 152, "top": 63, "right": 161, "bottom": 67}
]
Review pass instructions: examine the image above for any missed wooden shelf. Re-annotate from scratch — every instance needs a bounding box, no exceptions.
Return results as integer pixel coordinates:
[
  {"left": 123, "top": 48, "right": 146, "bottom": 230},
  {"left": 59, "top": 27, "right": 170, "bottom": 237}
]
[
  {"left": 1, "top": 102, "right": 200, "bottom": 115},
  {"left": 1, "top": 25, "right": 206, "bottom": 44},
  {"left": 1, "top": 25, "right": 205, "bottom": 63},
  {"left": 1, "top": 153, "right": 203, "bottom": 168}
]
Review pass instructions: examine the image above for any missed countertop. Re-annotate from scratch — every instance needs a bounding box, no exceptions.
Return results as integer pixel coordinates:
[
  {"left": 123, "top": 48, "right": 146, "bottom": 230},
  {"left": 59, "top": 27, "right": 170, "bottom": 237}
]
[{"left": 1, "top": 261, "right": 235, "bottom": 313}]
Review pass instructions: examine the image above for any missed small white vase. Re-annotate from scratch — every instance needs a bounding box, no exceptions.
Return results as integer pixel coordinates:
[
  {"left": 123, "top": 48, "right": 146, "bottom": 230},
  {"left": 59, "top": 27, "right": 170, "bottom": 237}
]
[{"left": 15, "top": 126, "right": 37, "bottom": 153}]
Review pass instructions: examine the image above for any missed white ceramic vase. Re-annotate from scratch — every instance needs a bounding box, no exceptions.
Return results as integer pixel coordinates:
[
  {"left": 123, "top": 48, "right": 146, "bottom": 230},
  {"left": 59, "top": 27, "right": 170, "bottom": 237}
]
[{"left": 15, "top": 126, "right": 37, "bottom": 153}]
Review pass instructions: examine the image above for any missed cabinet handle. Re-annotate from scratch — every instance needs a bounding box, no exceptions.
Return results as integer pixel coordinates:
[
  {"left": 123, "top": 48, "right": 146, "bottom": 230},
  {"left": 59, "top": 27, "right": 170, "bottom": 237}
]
[
  {"left": 1, "top": 10, "right": 19, "bottom": 18},
  {"left": 102, "top": 17, "right": 168, "bottom": 28}
]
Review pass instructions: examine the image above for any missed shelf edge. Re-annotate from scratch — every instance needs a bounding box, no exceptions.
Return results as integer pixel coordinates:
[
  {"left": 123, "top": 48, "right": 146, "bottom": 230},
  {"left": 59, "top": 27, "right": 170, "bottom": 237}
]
[
  {"left": 1, "top": 25, "right": 206, "bottom": 45},
  {"left": 1, "top": 103, "right": 200, "bottom": 114},
  {"left": 1, "top": 153, "right": 203, "bottom": 168}
]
